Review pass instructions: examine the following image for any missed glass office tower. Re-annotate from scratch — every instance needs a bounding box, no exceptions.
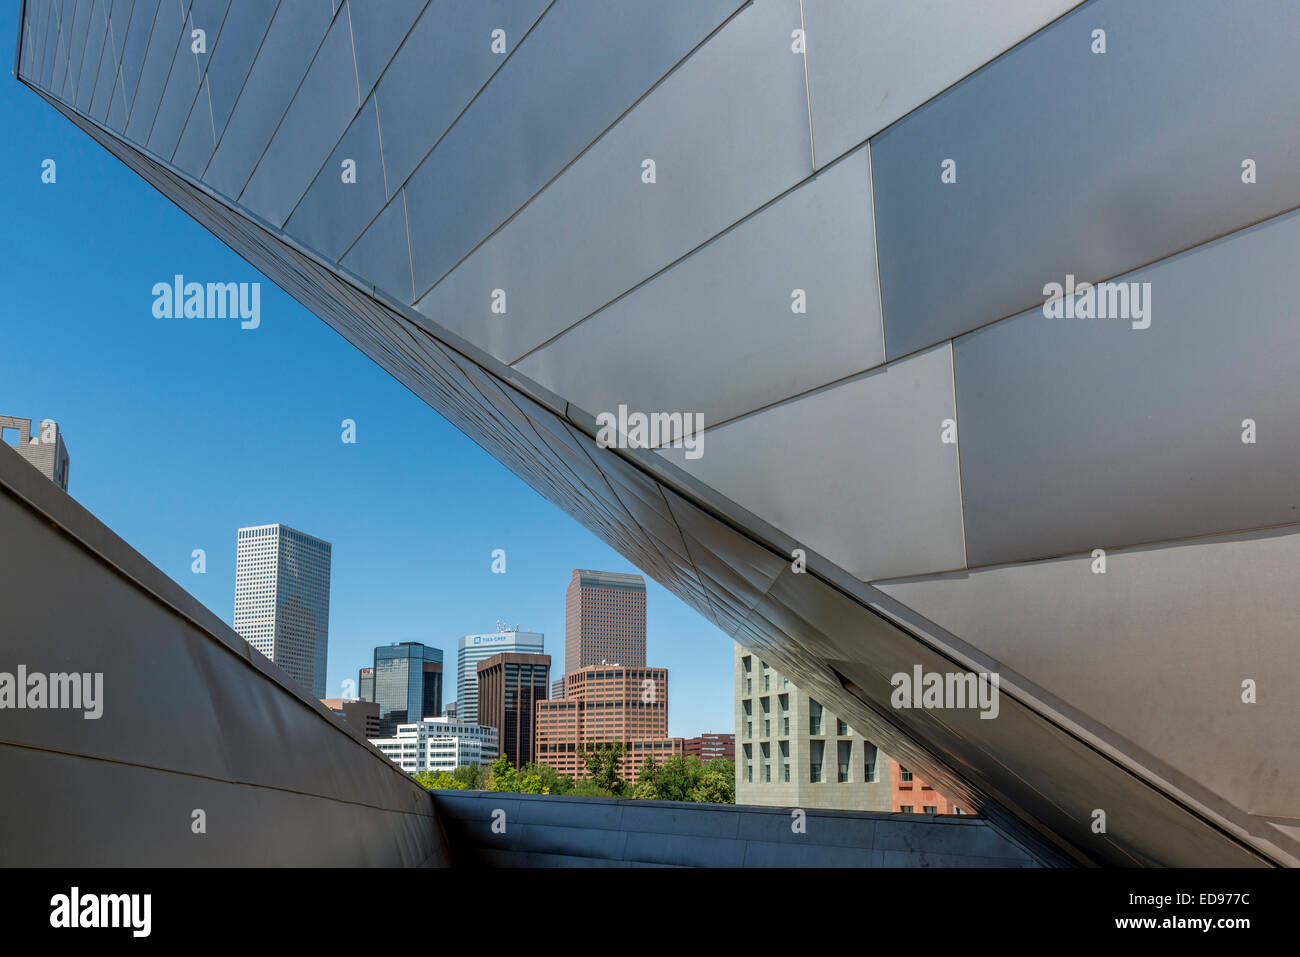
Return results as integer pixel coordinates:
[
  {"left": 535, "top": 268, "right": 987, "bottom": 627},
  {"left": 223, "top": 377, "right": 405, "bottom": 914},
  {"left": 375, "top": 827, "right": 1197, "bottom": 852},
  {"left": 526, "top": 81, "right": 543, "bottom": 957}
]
[{"left": 373, "top": 643, "right": 443, "bottom": 736}]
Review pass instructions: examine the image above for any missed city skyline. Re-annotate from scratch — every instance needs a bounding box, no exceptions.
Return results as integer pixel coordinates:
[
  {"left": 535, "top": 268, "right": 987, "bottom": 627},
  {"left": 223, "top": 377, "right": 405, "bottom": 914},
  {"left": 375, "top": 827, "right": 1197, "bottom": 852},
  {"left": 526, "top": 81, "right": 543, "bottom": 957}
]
[{"left": 0, "top": 28, "right": 734, "bottom": 739}]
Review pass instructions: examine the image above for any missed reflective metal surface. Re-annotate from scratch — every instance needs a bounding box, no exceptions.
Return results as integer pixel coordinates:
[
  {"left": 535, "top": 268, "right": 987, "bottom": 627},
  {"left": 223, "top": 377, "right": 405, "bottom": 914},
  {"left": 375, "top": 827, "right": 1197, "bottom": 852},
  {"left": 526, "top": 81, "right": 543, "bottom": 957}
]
[{"left": 16, "top": 0, "right": 1300, "bottom": 867}]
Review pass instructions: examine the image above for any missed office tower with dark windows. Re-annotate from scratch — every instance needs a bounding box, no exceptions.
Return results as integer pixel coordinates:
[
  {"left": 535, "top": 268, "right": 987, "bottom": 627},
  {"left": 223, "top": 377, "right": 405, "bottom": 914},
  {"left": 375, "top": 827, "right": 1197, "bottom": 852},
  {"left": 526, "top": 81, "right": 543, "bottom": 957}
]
[
  {"left": 456, "top": 626, "right": 544, "bottom": 726},
  {"left": 476, "top": 652, "right": 550, "bottom": 769},
  {"left": 373, "top": 642, "right": 443, "bottom": 736},
  {"left": 565, "top": 570, "right": 647, "bottom": 670},
  {"left": 358, "top": 667, "right": 374, "bottom": 702},
  {"left": 0, "top": 415, "right": 69, "bottom": 491},
  {"left": 233, "top": 524, "right": 332, "bottom": 698}
]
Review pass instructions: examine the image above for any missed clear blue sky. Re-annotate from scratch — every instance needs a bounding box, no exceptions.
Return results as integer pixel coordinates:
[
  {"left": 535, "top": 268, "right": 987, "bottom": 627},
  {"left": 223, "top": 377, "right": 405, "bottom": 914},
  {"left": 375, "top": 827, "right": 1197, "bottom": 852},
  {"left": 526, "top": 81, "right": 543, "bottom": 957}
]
[{"left": 0, "top": 4, "right": 733, "bottom": 738}]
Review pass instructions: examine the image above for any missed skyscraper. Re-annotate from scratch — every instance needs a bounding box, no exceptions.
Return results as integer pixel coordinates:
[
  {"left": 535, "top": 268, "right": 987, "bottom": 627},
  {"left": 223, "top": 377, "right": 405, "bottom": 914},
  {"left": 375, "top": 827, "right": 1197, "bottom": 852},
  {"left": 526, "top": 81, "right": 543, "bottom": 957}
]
[
  {"left": 456, "top": 626, "right": 544, "bottom": 726},
  {"left": 233, "top": 524, "right": 331, "bottom": 698},
  {"left": 476, "top": 652, "right": 550, "bottom": 769},
  {"left": 565, "top": 570, "right": 646, "bottom": 671},
  {"left": 1, "top": 415, "right": 69, "bottom": 491},
  {"left": 358, "top": 667, "right": 374, "bottom": 703},
  {"left": 373, "top": 642, "right": 443, "bottom": 736}
]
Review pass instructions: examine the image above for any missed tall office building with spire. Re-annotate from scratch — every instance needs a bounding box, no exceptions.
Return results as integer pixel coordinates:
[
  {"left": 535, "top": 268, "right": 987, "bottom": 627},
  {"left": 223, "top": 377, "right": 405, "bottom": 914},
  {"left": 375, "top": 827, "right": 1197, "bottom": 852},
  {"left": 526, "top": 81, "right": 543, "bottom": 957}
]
[{"left": 234, "top": 524, "right": 332, "bottom": 698}]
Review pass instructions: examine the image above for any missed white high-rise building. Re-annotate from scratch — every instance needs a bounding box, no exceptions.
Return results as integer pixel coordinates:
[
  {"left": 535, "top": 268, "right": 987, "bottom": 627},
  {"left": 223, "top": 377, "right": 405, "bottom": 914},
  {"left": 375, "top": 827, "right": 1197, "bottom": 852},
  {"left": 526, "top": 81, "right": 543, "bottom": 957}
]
[
  {"left": 371, "top": 718, "right": 499, "bottom": 776},
  {"left": 456, "top": 625, "right": 544, "bottom": 725},
  {"left": 234, "top": 524, "right": 332, "bottom": 698}
]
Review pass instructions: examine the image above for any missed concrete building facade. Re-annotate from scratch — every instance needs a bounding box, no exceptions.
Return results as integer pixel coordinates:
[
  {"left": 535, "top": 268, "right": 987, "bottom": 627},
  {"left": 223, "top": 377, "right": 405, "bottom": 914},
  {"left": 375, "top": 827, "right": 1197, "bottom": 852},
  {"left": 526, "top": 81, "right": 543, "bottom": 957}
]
[
  {"left": 476, "top": 652, "right": 550, "bottom": 770},
  {"left": 233, "top": 524, "right": 331, "bottom": 698},
  {"left": 0, "top": 415, "right": 69, "bottom": 490},
  {"left": 735, "top": 644, "right": 893, "bottom": 812}
]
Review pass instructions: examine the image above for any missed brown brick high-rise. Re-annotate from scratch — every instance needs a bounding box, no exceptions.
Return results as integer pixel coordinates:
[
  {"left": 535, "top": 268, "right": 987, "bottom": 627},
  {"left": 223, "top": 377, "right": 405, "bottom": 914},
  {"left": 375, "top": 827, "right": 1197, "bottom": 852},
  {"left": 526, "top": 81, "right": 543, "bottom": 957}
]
[
  {"left": 476, "top": 652, "right": 550, "bottom": 769},
  {"left": 565, "top": 570, "right": 646, "bottom": 670}
]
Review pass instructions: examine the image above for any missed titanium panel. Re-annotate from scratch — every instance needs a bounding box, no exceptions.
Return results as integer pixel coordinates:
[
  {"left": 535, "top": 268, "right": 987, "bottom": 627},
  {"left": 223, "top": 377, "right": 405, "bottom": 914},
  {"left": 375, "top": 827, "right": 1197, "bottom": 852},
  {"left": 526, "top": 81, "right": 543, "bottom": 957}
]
[
  {"left": 199, "top": 0, "right": 275, "bottom": 141},
  {"left": 88, "top": 1, "right": 121, "bottom": 119},
  {"left": 516, "top": 146, "right": 882, "bottom": 429},
  {"left": 145, "top": 6, "right": 204, "bottom": 158},
  {"left": 73, "top": 0, "right": 108, "bottom": 111},
  {"left": 341, "top": 190, "right": 414, "bottom": 303},
  {"left": 285, "top": 95, "right": 387, "bottom": 261},
  {"left": 203, "top": 0, "right": 332, "bottom": 199},
  {"left": 414, "top": 0, "right": 812, "bottom": 365},
  {"left": 657, "top": 344, "right": 966, "bottom": 582},
  {"left": 877, "top": 525, "right": 1300, "bottom": 827},
  {"left": 63, "top": 0, "right": 93, "bottom": 103},
  {"left": 346, "top": 0, "right": 426, "bottom": 99},
  {"left": 170, "top": 74, "right": 214, "bottom": 174},
  {"left": 114, "top": 0, "right": 157, "bottom": 111},
  {"left": 372, "top": 0, "right": 549, "bottom": 196},
  {"left": 401, "top": 0, "right": 744, "bottom": 298},
  {"left": 123, "top": 0, "right": 184, "bottom": 143},
  {"left": 872, "top": 0, "right": 1300, "bottom": 359},
  {"left": 241, "top": 10, "right": 361, "bottom": 227},
  {"left": 955, "top": 208, "right": 1300, "bottom": 567}
]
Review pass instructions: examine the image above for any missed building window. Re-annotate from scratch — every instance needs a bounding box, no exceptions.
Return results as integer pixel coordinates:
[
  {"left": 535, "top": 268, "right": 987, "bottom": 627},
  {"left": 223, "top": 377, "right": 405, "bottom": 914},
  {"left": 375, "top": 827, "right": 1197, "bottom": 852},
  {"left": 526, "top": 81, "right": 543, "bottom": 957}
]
[
  {"left": 763, "top": 764, "right": 770, "bottom": 782},
  {"left": 745, "top": 764, "right": 752, "bottom": 783},
  {"left": 745, "top": 678, "right": 751, "bottom": 695},
  {"left": 808, "top": 699, "right": 822, "bottom": 736},
  {"left": 783, "top": 762, "right": 790, "bottom": 782},
  {"left": 809, "top": 740, "right": 824, "bottom": 783},
  {"left": 923, "top": 806, "right": 938, "bottom": 814},
  {"left": 864, "top": 743, "right": 877, "bottom": 783},
  {"left": 900, "top": 805, "right": 914, "bottom": 814},
  {"left": 900, "top": 767, "right": 913, "bottom": 783},
  {"left": 763, "top": 719, "right": 770, "bottom": 737},
  {"left": 763, "top": 674, "right": 770, "bottom": 691},
  {"left": 836, "top": 719, "right": 849, "bottom": 736},
  {"left": 837, "top": 741, "right": 851, "bottom": 783}
]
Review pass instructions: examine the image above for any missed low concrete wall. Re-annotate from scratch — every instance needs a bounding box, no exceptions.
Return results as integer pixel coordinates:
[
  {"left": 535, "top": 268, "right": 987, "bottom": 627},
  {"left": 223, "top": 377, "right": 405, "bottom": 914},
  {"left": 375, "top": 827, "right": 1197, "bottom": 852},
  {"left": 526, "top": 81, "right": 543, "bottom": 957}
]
[
  {"left": 433, "top": 791, "right": 1043, "bottom": 867},
  {"left": 0, "top": 444, "right": 445, "bottom": 866}
]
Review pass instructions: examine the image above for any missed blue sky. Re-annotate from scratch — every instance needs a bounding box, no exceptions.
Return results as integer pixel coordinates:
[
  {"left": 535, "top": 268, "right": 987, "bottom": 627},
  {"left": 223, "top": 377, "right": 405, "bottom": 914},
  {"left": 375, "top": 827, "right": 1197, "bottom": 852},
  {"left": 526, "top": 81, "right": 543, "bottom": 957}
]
[{"left": 0, "top": 3, "right": 733, "bottom": 737}]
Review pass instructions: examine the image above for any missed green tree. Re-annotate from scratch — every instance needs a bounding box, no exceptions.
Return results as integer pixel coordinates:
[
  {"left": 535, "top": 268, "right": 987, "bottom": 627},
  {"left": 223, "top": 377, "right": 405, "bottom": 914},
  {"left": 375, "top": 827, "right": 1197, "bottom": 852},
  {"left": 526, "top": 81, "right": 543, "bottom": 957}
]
[
  {"left": 486, "top": 754, "right": 519, "bottom": 792},
  {"left": 453, "top": 763, "right": 489, "bottom": 790},
  {"left": 522, "top": 762, "right": 575, "bottom": 795},
  {"left": 645, "top": 755, "right": 707, "bottom": 802},
  {"left": 571, "top": 777, "right": 617, "bottom": 798},
  {"left": 413, "top": 770, "right": 463, "bottom": 790},
  {"left": 690, "top": 768, "right": 734, "bottom": 804},
  {"left": 576, "top": 741, "right": 627, "bottom": 796}
]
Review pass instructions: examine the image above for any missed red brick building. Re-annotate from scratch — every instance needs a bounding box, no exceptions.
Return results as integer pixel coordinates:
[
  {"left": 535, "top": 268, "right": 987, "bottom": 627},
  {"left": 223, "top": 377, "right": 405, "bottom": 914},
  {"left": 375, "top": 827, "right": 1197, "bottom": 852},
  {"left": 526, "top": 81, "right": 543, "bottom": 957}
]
[
  {"left": 683, "top": 733, "right": 735, "bottom": 763},
  {"left": 535, "top": 664, "right": 682, "bottom": 782},
  {"left": 891, "top": 762, "right": 967, "bottom": 815}
]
